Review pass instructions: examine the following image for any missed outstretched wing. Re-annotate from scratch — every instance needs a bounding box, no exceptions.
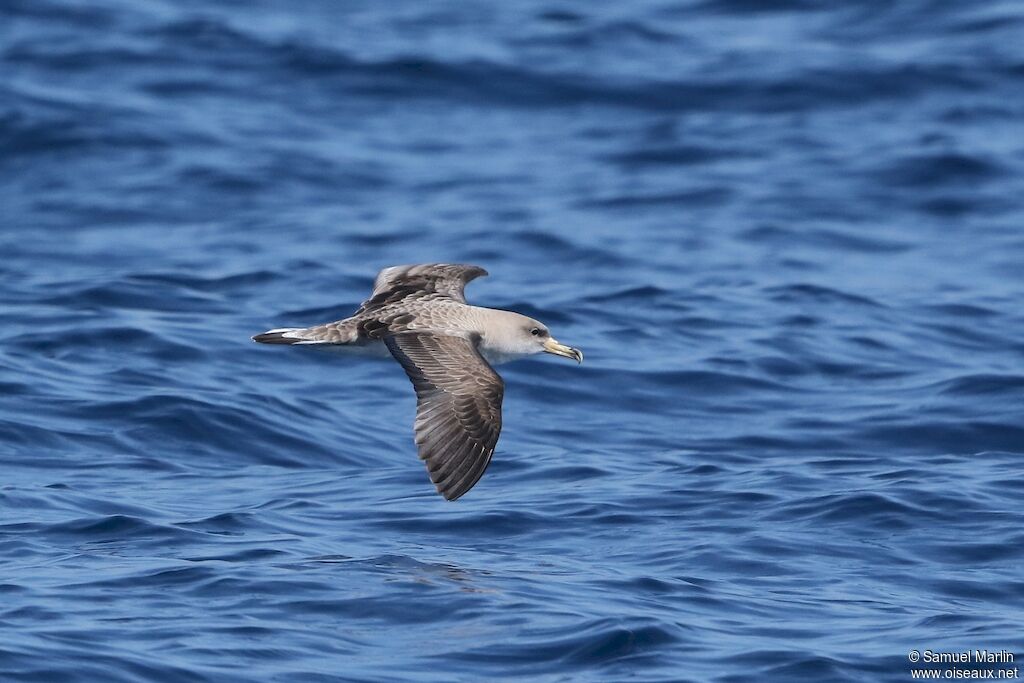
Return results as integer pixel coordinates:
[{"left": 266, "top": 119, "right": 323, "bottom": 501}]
[
  {"left": 362, "top": 264, "right": 488, "bottom": 311},
  {"left": 384, "top": 331, "right": 503, "bottom": 501}
]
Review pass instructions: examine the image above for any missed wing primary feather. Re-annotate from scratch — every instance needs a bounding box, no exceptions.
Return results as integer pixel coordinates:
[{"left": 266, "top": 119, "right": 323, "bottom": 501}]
[
  {"left": 433, "top": 440, "right": 487, "bottom": 491},
  {"left": 445, "top": 444, "right": 494, "bottom": 501},
  {"left": 429, "top": 439, "right": 478, "bottom": 486}
]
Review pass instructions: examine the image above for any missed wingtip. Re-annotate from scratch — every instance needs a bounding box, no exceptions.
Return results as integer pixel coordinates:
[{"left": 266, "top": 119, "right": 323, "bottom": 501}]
[
  {"left": 434, "top": 476, "right": 475, "bottom": 501},
  {"left": 440, "top": 487, "right": 464, "bottom": 502}
]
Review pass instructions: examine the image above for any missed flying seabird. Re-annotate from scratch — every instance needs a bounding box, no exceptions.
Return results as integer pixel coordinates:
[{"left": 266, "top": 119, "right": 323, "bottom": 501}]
[{"left": 252, "top": 264, "right": 583, "bottom": 501}]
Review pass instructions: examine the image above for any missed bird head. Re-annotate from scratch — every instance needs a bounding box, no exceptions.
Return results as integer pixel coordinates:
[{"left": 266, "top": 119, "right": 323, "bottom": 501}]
[{"left": 503, "top": 314, "right": 583, "bottom": 363}]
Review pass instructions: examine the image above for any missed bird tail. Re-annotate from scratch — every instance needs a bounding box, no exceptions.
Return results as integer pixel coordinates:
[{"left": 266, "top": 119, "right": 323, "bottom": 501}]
[{"left": 252, "top": 328, "right": 310, "bottom": 345}]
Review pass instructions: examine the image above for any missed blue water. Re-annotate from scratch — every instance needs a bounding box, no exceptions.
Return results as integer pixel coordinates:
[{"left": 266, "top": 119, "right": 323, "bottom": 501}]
[{"left": 3, "top": 1, "right": 1024, "bottom": 681}]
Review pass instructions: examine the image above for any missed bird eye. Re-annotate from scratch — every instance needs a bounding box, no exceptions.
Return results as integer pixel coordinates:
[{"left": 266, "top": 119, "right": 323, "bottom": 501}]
[{"left": 530, "top": 327, "right": 541, "bottom": 336}]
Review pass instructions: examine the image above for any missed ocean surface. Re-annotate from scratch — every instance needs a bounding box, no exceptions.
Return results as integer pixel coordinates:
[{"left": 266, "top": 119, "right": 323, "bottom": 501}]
[{"left": 3, "top": 1, "right": 1024, "bottom": 681}]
